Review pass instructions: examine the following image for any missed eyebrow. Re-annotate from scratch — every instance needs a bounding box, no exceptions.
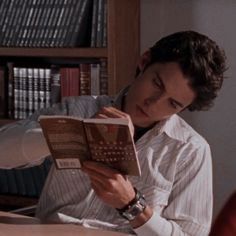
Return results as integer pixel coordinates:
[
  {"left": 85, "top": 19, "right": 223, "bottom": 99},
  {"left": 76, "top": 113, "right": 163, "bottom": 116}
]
[{"left": 154, "top": 72, "right": 185, "bottom": 108}]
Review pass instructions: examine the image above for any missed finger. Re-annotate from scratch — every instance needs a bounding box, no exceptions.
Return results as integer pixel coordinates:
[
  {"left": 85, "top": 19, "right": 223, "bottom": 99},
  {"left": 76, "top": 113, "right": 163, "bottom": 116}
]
[
  {"left": 99, "top": 107, "right": 130, "bottom": 119},
  {"left": 90, "top": 180, "right": 113, "bottom": 199},
  {"left": 83, "top": 165, "right": 108, "bottom": 187},
  {"left": 83, "top": 161, "right": 119, "bottom": 177}
]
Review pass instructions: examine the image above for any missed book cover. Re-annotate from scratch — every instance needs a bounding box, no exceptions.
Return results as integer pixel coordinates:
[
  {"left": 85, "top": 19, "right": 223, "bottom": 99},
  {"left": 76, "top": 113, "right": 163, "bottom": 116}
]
[{"left": 39, "top": 116, "right": 141, "bottom": 176}]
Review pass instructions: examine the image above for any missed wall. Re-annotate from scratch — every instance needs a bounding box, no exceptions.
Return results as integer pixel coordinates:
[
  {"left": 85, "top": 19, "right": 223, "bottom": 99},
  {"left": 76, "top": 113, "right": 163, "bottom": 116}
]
[{"left": 141, "top": 0, "right": 236, "bottom": 219}]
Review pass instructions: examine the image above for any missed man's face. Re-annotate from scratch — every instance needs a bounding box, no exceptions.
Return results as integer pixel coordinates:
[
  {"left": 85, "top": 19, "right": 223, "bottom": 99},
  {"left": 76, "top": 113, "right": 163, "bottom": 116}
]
[{"left": 124, "top": 62, "right": 196, "bottom": 127}]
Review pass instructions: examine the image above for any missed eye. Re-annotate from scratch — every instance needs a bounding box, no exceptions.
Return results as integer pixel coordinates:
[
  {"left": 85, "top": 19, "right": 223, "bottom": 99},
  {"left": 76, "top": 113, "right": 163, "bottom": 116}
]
[
  {"left": 152, "top": 77, "right": 162, "bottom": 89},
  {"left": 169, "top": 100, "right": 178, "bottom": 109}
]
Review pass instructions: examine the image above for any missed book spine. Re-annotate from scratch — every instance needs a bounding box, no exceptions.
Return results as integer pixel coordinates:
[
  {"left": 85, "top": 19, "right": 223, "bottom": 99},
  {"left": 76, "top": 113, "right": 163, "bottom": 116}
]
[
  {"left": 0, "top": 66, "right": 6, "bottom": 118},
  {"left": 57, "top": 0, "right": 77, "bottom": 47},
  {"left": 33, "top": 68, "right": 39, "bottom": 112},
  {"left": 7, "top": 63, "right": 14, "bottom": 119},
  {"left": 6, "top": 0, "right": 23, "bottom": 47},
  {"left": 33, "top": 0, "right": 48, "bottom": 47},
  {"left": 40, "top": 0, "right": 55, "bottom": 47},
  {"left": 13, "top": 67, "right": 20, "bottom": 119},
  {"left": 69, "top": 67, "right": 80, "bottom": 96},
  {"left": 27, "top": 68, "right": 34, "bottom": 117},
  {"left": 99, "top": 58, "right": 108, "bottom": 95},
  {"left": 80, "top": 63, "right": 91, "bottom": 95},
  {"left": 60, "top": 67, "right": 69, "bottom": 98},
  {"left": 29, "top": 0, "right": 45, "bottom": 47},
  {"left": 11, "top": 0, "right": 28, "bottom": 47},
  {"left": 23, "top": 0, "right": 38, "bottom": 47},
  {"left": 16, "top": 0, "right": 31, "bottom": 46},
  {"left": 52, "top": 0, "right": 69, "bottom": 47},
  {"left": 47, "top": 0, "right": 63, "bottom": 47},
  {"left": 18, "top": 0, "right": 34, "bottom": 47},
  {"left": 63, "top": 0, "right": 82, "bottom": 47},
  {"left": 0, "top": 0, "right": 15, "bottom": 46},
  {"left": 69, "top": 0, "right": 93, "bottom": 47},
  {"left": 20, "top": 67, "right": 28, "bottom": 119},
  {"left": 45, "top": 68, "right": 51, "bottom": 108},
  {"left": 90, "top": 63, "right": 100, "bottom": 95},
  {"left": 95, "top": 0, "right": 103, "bottom": 47},
  {"left": 39, "top": 68, "right": 46, "bottom": 109},
  {"left": 50, "top": 66, "right": 61, "bottom": 105},
  {"left": 90, "top": 0, "right": 98, "bottom": 47},
  {"left": 2, "top": 0, "right": 19, "bottom": 46},
  {"left": 0, "top": 1, "right": 11, "bottom": 45},
  {"left": 102, "top": 0, "right": 107, "bottom": 47}
]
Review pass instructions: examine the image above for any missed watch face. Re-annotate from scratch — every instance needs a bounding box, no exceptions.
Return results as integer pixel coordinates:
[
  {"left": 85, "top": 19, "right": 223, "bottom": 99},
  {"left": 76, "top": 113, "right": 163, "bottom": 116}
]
[{"left": 121, "top": 197, "right": 147, "bottom": 221}]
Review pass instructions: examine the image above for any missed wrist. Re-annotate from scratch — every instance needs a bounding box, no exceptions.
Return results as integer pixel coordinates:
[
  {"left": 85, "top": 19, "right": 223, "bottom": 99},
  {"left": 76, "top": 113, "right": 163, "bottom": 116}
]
[
  {"left": 129, "top": 205, "right": 153, "bottom": 228},
  {"left": 116, "top": 188, "right": 147, "bottom": 221}
]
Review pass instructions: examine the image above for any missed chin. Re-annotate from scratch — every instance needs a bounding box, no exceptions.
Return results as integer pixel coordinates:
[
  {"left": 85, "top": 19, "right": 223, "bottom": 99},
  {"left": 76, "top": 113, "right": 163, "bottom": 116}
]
[{"left": 133, "top": 120, "right": 155, "bottom": 128}]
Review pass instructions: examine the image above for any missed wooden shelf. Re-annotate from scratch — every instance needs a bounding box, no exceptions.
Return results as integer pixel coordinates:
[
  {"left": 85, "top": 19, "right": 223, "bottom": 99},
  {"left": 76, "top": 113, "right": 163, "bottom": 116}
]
[{"left": 0, "top": 47, "right": 107, "bottom": 58}]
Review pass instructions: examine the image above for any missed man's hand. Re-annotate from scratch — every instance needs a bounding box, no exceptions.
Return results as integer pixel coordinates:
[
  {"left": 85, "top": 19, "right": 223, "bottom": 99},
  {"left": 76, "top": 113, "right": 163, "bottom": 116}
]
[
  {"left": 82, "top": 161, "right": 135, "bottom": 209},
  {"left": 93, "top": 106, "right": 135, "bottom": 138}
]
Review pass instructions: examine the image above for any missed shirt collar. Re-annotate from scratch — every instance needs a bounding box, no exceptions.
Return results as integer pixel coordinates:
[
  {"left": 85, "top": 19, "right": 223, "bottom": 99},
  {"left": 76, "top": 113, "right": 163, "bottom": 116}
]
[{"left": 157, "top": 114, "right": 190, "bottom": 143}]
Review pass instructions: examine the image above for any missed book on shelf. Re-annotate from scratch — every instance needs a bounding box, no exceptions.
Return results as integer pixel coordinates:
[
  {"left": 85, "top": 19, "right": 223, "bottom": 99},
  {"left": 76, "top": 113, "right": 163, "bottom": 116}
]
[
  {"left": 95, "top": 0, "right": 104, "bottom": 48},
  {"left": 4, "top": 59, "right": 107, "bottom": 120},
  {"left": 11, "top": 0, "right": 29, "bottom": 46},
  {"left": 67, "top": 0, "right": 93, "bottom": 47},
  {"left": 99, "top": 58, "right": 108, "bottom": 95},
  {"left": 50, "top": 66, "right": 61, "bottom": 105},
  {"left": 39, "top": 115, "right": 141, "bottom": 176},
  {"left": 0, "top": 66, "right": 7, "bottom": 118},
  {"left": 79, "top": 63, "right": 91, "bottom": 95},
  {"left": 90, "top": 0, "right": 98, "bottom": 47},
  {"left": 0, "top": 0, "right": 108, "bottom": 47}
]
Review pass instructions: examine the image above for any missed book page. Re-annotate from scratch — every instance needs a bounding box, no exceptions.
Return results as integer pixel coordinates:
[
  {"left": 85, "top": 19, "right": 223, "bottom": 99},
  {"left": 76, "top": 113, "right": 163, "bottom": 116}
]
[
  {"left": 39, "top": 116, "right": 89, "bottom": 169},
  {"left": 84, "top": 119, "right": 141, "bottom": 176}
]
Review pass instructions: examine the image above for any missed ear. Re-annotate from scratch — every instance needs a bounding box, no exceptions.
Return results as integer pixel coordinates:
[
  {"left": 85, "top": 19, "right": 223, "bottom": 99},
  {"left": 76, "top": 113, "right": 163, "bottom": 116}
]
[{"left": 137, "top": 50, "right": 151, "bottom": 72}]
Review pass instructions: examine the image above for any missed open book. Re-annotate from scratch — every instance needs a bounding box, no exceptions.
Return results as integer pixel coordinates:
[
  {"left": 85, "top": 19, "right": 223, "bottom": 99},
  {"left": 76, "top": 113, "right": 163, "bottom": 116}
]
[{"left": 39, "top": 116, "right": 141, "bottom": 176}]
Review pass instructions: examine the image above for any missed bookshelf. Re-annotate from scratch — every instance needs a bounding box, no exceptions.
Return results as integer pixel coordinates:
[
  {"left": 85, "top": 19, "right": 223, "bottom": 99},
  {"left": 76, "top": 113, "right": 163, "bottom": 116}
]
[
  {"left": 0, "top": 0, "right": 140, "bottom": 95},
  {"left": 0, "top": 0, "right": 140, "bottom": 209}
]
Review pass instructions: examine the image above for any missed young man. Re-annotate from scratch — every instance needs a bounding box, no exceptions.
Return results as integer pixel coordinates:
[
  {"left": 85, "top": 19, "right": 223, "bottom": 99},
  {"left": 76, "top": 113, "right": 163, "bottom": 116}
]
[{"left": 0, "top": 31, "right": 227, "bottom": 235}]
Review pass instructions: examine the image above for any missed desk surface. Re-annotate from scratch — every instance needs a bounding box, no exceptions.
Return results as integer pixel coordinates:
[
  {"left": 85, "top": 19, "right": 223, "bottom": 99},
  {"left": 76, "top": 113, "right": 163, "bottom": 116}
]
[{"left": 0, "top": 211, "right": 133, "bottom": 236}]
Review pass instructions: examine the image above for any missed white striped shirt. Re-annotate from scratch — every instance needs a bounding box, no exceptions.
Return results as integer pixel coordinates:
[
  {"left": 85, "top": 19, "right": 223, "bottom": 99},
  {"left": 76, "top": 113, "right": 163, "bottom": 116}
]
[{"left": 0, "top": 90, "right": 213, "bottom": 236}]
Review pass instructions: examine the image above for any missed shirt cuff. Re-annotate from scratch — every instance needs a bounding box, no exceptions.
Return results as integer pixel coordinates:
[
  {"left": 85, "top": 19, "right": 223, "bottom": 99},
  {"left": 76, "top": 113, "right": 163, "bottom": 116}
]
[{"left": 133, "top": 211, "right": 172, "bottom": 236}]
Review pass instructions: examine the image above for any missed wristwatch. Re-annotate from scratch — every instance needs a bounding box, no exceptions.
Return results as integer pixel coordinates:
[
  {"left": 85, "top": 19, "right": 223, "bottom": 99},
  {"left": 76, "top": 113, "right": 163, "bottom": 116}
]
[{"left": 116, "top": 188, "right": 147, "bottom": 221}]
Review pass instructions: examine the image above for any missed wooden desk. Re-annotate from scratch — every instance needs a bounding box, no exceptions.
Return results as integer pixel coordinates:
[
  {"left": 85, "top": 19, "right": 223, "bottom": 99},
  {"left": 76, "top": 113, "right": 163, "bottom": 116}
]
[{"left": 0, "top": 211, "right": 133, "bottom": 236}]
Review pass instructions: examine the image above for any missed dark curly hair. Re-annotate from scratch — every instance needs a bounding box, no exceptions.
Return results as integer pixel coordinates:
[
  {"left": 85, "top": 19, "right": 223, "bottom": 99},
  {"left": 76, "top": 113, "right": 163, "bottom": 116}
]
[{"left": 139, "top": 31, "right": 227, "bottom": 111}]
